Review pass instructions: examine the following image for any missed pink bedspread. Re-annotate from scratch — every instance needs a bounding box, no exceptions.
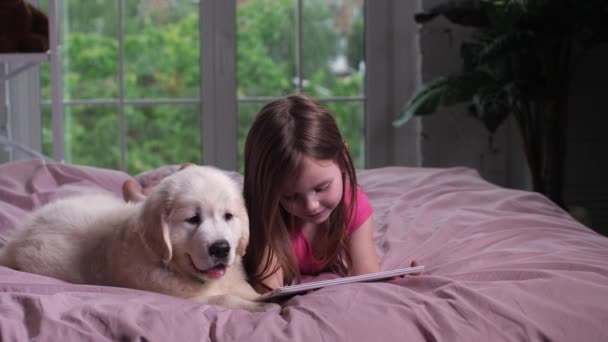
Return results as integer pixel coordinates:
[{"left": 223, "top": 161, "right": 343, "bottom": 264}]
[{"left": 1, "top": 160, "right": 607, "bottom": 341}]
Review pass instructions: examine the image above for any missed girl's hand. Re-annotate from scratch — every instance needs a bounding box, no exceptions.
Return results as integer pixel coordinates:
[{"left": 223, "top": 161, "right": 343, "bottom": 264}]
[
  {"left": 409, "top": 260, "right": 422, "bottom": 275},
  {"left": 122, "top": 179, "right": 147, "bottom": 203},
  {"left": 122, "top": 163, "right": 193, "bottom": 203},
  {"left": 392, "top": 260, "right": 422, "bottom": 280}
]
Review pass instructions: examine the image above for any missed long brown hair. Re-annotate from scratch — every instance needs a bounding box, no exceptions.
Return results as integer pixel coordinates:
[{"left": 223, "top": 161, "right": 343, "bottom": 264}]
[{"left": 243, "top": 94, "right": 358, "bottom": 290}]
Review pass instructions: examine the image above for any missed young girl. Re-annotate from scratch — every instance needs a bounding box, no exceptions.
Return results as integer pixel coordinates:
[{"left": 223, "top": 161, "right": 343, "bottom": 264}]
[{"left": 242, "top": 94, "right": 381, "bottom": 293}]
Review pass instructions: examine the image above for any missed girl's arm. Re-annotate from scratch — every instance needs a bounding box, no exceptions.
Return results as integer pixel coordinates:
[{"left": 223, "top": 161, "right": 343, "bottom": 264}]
[
  {"left": 347, "top": 217, "right": 380, "bottom": 276},
  {"left": 254, "top": 246, "right": 285, "bottom": 293}
]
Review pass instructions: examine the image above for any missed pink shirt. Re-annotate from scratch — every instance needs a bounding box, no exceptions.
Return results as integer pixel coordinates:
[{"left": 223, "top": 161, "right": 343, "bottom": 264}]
[{"left": 290, "top": 186, "right": 374, "bottom": 274}]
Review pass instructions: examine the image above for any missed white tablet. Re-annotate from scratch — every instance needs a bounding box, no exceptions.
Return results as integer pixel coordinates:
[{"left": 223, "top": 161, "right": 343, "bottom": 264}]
[{"left": 254, "top": 265, "right": 424, "bottom": 302}]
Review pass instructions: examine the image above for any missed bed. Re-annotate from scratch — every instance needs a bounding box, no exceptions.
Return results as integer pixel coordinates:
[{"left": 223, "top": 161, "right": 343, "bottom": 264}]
[{"left": 1, "top": 159, "right": 607, "bottom": 341}]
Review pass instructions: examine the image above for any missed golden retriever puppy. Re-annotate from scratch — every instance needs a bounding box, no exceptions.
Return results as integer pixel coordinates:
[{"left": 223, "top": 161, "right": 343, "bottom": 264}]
[{"left": 0, "top": 165, "right": 276, "bottom": 312}]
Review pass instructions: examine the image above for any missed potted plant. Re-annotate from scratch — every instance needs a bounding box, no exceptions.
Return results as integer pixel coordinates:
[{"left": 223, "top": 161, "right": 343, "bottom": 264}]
[{"left": 395, "top": 0, "right": 608, "bottom": 208}]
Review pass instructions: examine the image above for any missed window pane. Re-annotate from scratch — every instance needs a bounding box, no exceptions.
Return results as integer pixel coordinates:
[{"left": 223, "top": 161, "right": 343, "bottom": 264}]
[
  {"left": 237, "top": 0, "right": 295, "bottom": 97},
  {"left": 42, "top": 106, "right": 52, "bottom": 159},
  {"left": 237, "top": 102, "right": 266, "bottom": 172},
  {"left": 302, "top": 0, "right": 364, "bottom": 96},
  {"left": 42, "top": 105, "right": 121, "bottom": 169},
  {"left": 236, "top": 0, "right": 366, "bottom": 168},
  {"left": 124, "top": 1, "right": 200, "bottom": 99},
  {"left": 42, "top": 104, "right": 202, "bottom": 174},
  {"left": 41, "top": 2, "right": 119, "bottom": 101},
  {"left": 322, "top": 101, "right": 365, "bottom": 169},
  {"left": 126, "top": 105, "right": 201, "bottom": 174}
]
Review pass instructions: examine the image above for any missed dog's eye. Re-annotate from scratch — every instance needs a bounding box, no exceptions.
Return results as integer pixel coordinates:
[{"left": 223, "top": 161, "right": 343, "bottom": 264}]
[
  {"left": 224, "top": 212, "right": 233, "bottom": 221},
  {"left": 186, "top": 214, "right": 201, "bottom": 225}
]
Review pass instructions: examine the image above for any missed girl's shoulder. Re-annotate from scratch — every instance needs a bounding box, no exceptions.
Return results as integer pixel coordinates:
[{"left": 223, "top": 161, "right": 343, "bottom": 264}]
[
  {"left": 344, "top": 183, "right": 371, "bottom": 206},
  {"left": 345, "top": 185, "right": 373, "bottom": 233}
]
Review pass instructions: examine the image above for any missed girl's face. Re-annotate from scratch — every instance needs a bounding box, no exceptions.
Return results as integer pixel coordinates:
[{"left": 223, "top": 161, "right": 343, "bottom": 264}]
[{"left": 280, "top": 156, "right": 344, "bottom": 226}]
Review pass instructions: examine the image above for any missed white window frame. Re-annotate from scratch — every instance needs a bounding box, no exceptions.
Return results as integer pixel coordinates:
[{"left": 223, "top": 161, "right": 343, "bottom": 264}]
[
  {"left": 8, "top": 0, "right": 423, "bottom": 170},
  {"left": 202, "top": 0, "right": 422, "bottom": 170}
]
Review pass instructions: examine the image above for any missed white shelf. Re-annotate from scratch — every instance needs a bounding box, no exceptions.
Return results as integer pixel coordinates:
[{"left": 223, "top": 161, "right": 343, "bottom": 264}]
[
  {"left": 0, "top": 52, "right": 51, "bottom": 82},
  {"left": 0, "top": 0, "right": 63, "bottom": 162},
  {"left": 0, "top": 52, "right": 50, "bottom": 64}
]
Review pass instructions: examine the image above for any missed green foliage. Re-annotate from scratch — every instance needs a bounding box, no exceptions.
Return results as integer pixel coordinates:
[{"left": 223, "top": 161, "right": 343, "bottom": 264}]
[
  {"left": 236, "top": 0, "right": 293, "bottom": 97},
  {"left": 347, "top": 13, "right": 365, "bottom": 73},
  {"left": 42, "top": 0, "right": 364, "bottom": 174},
  {"left": 125, "top": 106, "right": 202, "bottom": 172},
  {"left": 122, "top": 13, "right": 200, "bottom": 99},
  {"left": 394, "top": 71, "right": 495, "bottom": 128}
]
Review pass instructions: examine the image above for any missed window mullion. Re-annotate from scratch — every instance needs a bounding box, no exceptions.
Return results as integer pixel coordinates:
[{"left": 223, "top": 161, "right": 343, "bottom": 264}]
[
  {"left": 49, "top": 0, "right": 64, "bottom": 162},
  {"left": 295, "top": 0, "right": 303, "bottom": 92},
  {"left": 117, "top": 0, "right": 126, "bottom": 171},
  {"left": 200, "top": 0, "right": 237, "bottom": 170}
]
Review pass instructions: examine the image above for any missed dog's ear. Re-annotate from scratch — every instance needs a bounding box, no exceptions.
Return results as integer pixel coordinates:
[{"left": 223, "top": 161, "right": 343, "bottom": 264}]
[
  {"left": 236, "top": 232, "right": 249, "bottom": 257},
  {"left": 138, "top": 189, "right": 173, "bottom": 263},
  {"left": 236, "top": 208, "right": 250, "bottom": 257}
]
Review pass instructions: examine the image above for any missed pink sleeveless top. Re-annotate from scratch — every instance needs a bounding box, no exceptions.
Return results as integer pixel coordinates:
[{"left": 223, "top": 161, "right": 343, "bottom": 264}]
[{"left": 290, "top": 186, "right": 374, "bottom": 274}]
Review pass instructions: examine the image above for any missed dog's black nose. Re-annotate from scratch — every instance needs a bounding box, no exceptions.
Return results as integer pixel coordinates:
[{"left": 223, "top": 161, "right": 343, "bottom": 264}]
[{"left": 209, "top": 240, "right": 230, "bottom": 258}]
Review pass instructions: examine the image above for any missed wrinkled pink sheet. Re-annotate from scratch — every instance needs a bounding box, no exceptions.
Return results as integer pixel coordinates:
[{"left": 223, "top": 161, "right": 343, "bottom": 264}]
[{"left": 1, "top": 159, "right": 608, "bottom": 341}]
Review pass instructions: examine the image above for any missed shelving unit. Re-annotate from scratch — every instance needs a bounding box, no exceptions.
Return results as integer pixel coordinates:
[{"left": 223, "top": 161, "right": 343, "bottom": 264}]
[{"left": 0, "top": 0, "right": 64, "bottom": 161}]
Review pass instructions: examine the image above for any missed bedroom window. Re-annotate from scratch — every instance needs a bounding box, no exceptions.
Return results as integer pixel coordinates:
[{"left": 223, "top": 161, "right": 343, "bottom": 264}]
[
  {"left": 236, "top": 0, "right": 365, "bottom": 168},
  {"left": 23, "top": 0, "right": 408, "bottom": 174},
  {"left": 41, "top": 0, "right": 202, "bottom": 172}
]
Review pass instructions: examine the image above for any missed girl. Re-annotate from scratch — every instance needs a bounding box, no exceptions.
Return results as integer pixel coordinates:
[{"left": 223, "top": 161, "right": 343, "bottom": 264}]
[{"left": 242, "top": 94, "right": 381, "bottom": 293}]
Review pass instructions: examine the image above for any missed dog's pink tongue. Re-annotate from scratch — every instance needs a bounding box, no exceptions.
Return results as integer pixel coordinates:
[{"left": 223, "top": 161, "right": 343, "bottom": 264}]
[{"left": 207, "top": 265, "right": 226, "bottom": 278}]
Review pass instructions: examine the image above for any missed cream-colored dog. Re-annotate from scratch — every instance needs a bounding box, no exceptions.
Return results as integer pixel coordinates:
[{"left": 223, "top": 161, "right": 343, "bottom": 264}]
[{"left": 0, "top": 165, "right": 275, "bottom": 312}]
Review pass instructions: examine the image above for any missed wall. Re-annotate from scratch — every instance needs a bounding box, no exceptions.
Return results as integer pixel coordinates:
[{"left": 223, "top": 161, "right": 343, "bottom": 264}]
[
  {"left": 365, "top": 0, "right": 422, "bottom": 167},
  {"left": 565, "top": 44, "right": 608, "bottom": 236},
  {"left": 413, "top": 0, "right": 607, "bottom": 235},
  {"left": 415, "top": 4, "right": 529, "bottom": 191}
]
